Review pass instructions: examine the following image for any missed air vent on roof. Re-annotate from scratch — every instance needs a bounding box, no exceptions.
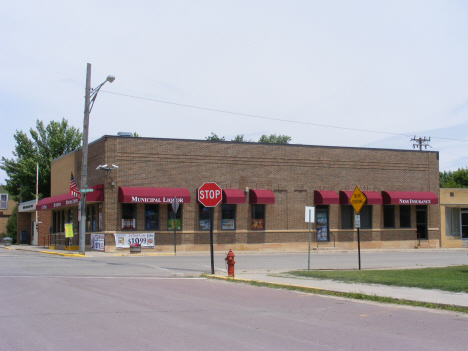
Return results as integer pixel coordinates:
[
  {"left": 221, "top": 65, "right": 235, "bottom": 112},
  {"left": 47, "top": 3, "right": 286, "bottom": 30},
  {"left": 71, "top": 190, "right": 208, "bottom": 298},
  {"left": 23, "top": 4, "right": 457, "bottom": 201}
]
[{"left": 117, "top": 132, "right": 132, "bottom": 137}]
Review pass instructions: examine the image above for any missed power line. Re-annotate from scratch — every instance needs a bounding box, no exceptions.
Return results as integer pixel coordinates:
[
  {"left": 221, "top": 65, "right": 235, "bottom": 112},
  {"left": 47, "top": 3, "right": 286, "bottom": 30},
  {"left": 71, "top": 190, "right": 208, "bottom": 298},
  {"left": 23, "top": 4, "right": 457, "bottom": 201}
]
[{"left": 101, "top": 90, "right": 468, "bottom": 143}]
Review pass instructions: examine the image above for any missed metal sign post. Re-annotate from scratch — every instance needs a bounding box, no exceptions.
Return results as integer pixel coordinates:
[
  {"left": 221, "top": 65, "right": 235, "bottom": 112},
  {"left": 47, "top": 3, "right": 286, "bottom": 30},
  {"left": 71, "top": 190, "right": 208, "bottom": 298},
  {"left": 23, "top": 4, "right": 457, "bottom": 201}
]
[
  {"left": 197, "top": 182, "right": 223, "bottom": 275},
  {"left": 350, "top": 186, "right": 366, "bottom": 270},
  {"left": 305, "top": 206, "right": 315, "bottom": 271},
  {"left": 172, "top": 197, "right": 179, "bottom": 255}
]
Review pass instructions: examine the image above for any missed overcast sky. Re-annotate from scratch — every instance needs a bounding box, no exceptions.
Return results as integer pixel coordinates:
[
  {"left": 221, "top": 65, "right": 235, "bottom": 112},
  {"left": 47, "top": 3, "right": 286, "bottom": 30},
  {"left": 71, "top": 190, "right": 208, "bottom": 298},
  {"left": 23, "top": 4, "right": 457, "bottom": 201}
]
[{"left": 1, "top": 1, "right": 468, "bottom": 185}]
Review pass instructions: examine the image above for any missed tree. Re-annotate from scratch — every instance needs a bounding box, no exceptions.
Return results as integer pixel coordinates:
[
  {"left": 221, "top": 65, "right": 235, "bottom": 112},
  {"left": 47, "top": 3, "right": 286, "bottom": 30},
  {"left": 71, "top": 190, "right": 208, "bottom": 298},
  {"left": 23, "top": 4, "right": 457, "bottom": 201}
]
[
  {"left": 205, "top": 132, "right": 225, "bottom": 141},
  {"left": 440, "top": 168, "right": 468, "bottom": 188},
  {"left": 0, "top": 119, "right": 82, "bottom": 201},
  {"left": 5, "top": 205, "right": 17, "bottom": 243},
  {"left": 231, "top": 134, "right": 254, "bottom": 142},
  {"left": 132, "top": 132, "right": 140, "bottom": 137},
  {"left": 258, "top": 134, "right": 291, "bottom": 144}
]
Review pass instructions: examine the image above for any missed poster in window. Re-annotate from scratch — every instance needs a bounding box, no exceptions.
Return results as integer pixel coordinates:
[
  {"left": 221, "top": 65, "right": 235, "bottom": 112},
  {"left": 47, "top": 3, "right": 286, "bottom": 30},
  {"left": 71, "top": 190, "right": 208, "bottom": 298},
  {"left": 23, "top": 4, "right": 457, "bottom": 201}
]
[
  {"left": 317, "top": 225, "right": 328, "bottom": 242},
  {"left": 121, "top": 219, "right": 136, "bottom": 230},
  {"left": 251, "top": 219, "right": 264, "bottom": 230},
  {"left": 91, "top": 233, "right": 105, "bottom": 251},
  {"left": 316, "top": 212, "right": 327, "bottom": 225},
  {"left": 222, "top": 219, "right": 235, "bottom": 230},
  {"left": 98, "top": 204, "right": 102, "bottom": 231},
  {"left": 199, "top": 219, "right": 210, "bottom": 230},
  {"left": 168, "top": 219, "right": 181, "bottom": 230}
]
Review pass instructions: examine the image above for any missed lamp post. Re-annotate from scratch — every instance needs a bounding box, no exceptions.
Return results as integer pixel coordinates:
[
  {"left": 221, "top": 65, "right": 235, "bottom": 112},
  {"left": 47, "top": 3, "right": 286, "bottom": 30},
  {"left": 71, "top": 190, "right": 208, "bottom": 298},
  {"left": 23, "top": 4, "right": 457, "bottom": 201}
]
[{"left": 79, "top": 63, "right": 115, "bottom": 255}]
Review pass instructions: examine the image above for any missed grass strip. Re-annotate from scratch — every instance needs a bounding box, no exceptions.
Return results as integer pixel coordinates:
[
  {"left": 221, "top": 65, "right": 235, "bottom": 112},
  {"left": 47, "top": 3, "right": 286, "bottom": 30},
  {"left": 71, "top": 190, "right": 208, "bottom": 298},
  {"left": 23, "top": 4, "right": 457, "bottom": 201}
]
[
  {"left": 206, "top": 275, "right": 468, "bottom": 314},
  {"left": 287, "top": 265, "right": 468, "bottom": 293}
]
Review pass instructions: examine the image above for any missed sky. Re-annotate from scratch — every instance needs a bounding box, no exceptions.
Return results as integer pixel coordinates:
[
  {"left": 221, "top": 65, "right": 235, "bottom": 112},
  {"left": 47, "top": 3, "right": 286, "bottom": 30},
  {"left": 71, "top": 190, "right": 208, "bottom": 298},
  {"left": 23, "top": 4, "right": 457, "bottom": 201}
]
[{"left": 1, "top": 1, "right": 468, "bottom": 185}]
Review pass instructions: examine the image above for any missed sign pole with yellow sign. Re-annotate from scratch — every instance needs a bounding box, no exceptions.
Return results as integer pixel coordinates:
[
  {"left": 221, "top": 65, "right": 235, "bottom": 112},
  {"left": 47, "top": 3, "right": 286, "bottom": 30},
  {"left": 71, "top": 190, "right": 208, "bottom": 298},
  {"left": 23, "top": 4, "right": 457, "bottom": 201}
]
[
  {"left": 65, "top": 223, "right": 73, "bottom": 254},
  {"left": 350, "top": 186, "right": 366, "bottom": 270}
]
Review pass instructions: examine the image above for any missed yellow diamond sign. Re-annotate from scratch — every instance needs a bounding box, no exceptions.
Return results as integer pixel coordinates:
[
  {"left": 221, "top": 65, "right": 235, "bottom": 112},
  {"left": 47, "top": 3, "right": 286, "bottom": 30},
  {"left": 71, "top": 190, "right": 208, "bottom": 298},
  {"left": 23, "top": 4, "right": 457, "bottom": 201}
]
[{"left": 350, "top": 186, "right": 366, "bottom": 214}]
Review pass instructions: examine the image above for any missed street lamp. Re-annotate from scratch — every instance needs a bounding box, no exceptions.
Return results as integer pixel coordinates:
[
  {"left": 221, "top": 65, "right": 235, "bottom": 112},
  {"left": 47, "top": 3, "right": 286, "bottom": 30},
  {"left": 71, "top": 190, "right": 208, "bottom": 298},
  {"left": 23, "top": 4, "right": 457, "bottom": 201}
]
[{"left": 79, "top": 63, "right": 115, "bottom": 255}]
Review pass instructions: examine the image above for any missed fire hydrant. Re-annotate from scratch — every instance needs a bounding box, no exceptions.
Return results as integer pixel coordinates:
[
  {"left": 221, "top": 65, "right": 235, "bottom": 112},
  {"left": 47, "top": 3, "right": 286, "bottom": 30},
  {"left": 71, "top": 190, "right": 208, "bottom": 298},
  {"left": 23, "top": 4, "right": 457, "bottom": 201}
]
[{"left": 225, "top": 249, "right": 235, "bottom": 277}]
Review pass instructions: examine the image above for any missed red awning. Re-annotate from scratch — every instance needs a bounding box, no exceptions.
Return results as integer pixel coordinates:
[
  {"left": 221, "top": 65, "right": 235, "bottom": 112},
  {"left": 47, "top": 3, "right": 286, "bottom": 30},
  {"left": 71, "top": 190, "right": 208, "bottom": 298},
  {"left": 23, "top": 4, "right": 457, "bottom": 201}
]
[
  {"left": 222, "top": 189, "right": 245, "bottom": 204},
  {"left": 37, "top": 184, "right": 104, "bottom": 210},
  {"left": 314, "top": 190, "right": 339, "bottom": 205},
  {"left": 118, "top": 187, "right": 191, "bottom": 204},
  {"left": 381, "top": 191, "right": 438, "bottom": 205},
  {"left": 339, "top": 190, "right": 383, "bottom": 205},
  {"left": 249, "top": 189, "right": 275, "bottom": 204}
]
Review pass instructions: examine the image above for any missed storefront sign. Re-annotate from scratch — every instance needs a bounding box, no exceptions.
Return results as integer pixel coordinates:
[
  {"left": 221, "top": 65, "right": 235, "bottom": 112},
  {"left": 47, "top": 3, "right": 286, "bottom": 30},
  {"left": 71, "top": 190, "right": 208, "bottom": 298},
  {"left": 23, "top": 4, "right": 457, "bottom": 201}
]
[
  {"left": 130, "top": 197, "right": 185, "bottom": 203},
  {"left": 398, "top": 199, "right": 432, "bottom": 204},
  {"left": 91, "top": 234, "right": 105, "bottom": 251},
  {"left": 65, "top": 224, "right": 73, "bottom": 238},
  {"left": 114, "top": 233, "right": 155, "bottom": 249}
]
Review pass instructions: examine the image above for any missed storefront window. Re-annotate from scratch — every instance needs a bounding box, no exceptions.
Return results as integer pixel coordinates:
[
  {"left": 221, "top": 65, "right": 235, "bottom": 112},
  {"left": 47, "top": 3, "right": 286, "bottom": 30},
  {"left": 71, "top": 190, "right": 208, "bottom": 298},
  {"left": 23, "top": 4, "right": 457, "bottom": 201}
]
[
  {"left": 383, "top": 205, "right": 395, "bottom": 228},
  {"left": 341, "top": 205, "right": 353, "bottom": 229},
  {"left": 316, "top": 205, "right": 329, "bottom": 242},
  {"left": 445, "top": 207, "right": 460, "bottom": 237},
  {"left": 121, "top": 204, "right": 136, "bottom": 230},
  {"left": 168, "top": 204, "right": 182, "bottom": 230},
  {"left": 400, "top": 205, "right": 411, "bottom": 228},
  {"left": 222, "top": 204, "right": 236, "bottom": 230},
  {"left": 360, "top": 205, "right": 372, "bottom": 229},
  {"left": 251, "top": 205, "right": 265, "bottom": 230},
  {"left": 145, "top": 204, "right": 159, "bottom": 230},
  {"left": 199, "top": 205, "right": 210, "bottom": 230}
]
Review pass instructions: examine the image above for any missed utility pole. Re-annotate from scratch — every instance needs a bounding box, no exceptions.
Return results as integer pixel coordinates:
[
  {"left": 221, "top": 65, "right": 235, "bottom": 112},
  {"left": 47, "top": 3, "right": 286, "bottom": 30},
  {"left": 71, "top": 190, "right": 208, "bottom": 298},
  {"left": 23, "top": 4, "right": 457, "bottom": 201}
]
[
  {"left": 411, "top": 136, "right": 431, "bottom": 151},
  {"left": 79, "top": 64, "right": 92, "bottom": 255}
]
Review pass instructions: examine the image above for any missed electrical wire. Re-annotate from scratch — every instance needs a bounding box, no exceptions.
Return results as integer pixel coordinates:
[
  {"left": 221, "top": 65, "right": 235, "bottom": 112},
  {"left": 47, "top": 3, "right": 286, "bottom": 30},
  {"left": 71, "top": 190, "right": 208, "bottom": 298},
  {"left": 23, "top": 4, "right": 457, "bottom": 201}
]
[{"left": 101, "top": 90, "right": 468, "bottom": 143}]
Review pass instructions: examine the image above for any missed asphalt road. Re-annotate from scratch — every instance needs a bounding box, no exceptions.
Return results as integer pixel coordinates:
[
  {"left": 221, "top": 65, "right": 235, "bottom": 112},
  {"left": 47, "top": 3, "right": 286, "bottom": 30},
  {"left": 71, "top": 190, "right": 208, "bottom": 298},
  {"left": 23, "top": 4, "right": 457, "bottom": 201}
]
[{"left": 1, "top": 249, "right": 468, "bottom": 350}]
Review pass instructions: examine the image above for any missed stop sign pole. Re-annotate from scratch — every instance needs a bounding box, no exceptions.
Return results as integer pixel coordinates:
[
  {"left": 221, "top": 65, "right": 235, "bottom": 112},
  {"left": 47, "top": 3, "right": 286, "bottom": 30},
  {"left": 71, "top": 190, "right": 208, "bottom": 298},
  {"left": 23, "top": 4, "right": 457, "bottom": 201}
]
[{"left": 198, "top": 182, "right": 223, "bottom": 274}]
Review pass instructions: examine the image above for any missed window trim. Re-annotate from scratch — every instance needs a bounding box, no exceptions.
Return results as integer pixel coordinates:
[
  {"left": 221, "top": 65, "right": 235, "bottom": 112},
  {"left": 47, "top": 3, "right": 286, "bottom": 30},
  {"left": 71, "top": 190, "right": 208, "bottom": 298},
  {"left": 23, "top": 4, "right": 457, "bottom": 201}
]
[
  {"left": 383, "top": 205, "right": 395, "bottom": 229},
  {"left": 0, "top": 193, "right": 7, "bottom": 209},
  {"left": 221, "top": 204, "right": 236, "bottom": 230},
  {"left": 251, "top": 204, "right": 265, "bottom": 230}
]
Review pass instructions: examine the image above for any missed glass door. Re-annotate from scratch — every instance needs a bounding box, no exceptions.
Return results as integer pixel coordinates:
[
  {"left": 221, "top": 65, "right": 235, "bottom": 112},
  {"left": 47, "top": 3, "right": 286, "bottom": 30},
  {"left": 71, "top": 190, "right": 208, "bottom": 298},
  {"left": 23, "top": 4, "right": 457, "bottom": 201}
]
[
  {"left": 461, "top": 210, "right": 468, "bottom": 239},
  {"left": 316, "top": 206, "right": 329, "bottom": 242},
  {"left": 416, "top": 205, "right": 428, "bottom": 240}
]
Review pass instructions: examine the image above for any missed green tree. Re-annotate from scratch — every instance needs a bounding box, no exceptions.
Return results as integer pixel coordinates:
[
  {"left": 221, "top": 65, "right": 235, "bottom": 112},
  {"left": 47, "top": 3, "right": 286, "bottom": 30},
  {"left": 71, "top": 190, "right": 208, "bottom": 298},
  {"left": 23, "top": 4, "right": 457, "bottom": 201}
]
[
  {"left": 258, "top": 134, "right": 291, "bottom": 144},
  {"left": 231, "top": 134, "right": 254, "bottom": 142},
  {"left": 5, "top": 204, "right": 17, "bottom": 243},
  {"left": 440, "top": 168, "right": 468, "bottom": 188},
  {"left": 205, "top": 132, "right": 225, "bottom": 141},
  {"left": 0, "top": 119, "right": 82, "bottom": 201},
  {"left": 132, "top": 132, "right": 140, "bottom": 137}
]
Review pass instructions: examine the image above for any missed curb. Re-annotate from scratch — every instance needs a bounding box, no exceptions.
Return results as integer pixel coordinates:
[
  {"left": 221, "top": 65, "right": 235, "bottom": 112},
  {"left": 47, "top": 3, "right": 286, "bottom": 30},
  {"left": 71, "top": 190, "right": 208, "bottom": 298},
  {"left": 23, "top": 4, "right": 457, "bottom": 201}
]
[{"left": 206, "top": 275, "right": 468, "bottom": 312}]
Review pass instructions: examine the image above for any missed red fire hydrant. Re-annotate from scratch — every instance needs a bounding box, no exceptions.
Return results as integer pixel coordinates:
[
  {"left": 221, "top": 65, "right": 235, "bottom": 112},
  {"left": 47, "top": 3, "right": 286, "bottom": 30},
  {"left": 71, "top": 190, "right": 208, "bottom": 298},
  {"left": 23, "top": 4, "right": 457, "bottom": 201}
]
[{"left": 225, "top": 249, "right": 235, "bottom": 277}]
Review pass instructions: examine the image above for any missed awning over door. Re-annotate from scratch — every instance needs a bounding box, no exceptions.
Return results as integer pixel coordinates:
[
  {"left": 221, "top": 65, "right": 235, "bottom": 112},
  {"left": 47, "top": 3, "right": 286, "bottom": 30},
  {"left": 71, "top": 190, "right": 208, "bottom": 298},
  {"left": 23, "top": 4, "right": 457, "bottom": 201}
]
[
  {"left": 339, "top": 190, "right": 383, "bottom": 205},
  {"left": 222, "top": 189, "right": 245, "bottom": 204},
  {"left": 314, "top": 190, "right": 339, "bottom": 205},
  {"left": 118, "top": 187, "right": 191, "bottom": 204},
  {"left": 37, "top": 184, "right": 104, "bottom": 210},
  {"left": 249, "top": 189, "right": 275, "bottom": 204},
  {"left": 381, "top": 191, "right": 438, "bottom": 205}
]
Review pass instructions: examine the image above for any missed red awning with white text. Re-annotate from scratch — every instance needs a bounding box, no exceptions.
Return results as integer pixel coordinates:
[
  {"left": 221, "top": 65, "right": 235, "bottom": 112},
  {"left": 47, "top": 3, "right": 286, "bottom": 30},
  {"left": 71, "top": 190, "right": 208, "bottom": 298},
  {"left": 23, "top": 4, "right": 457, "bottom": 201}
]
[
  {"left": 37, "top": 184, "right": 104, "bottom": 210},
  {"left": 381, "top": 191, "right": 438, "bottom": 205}
]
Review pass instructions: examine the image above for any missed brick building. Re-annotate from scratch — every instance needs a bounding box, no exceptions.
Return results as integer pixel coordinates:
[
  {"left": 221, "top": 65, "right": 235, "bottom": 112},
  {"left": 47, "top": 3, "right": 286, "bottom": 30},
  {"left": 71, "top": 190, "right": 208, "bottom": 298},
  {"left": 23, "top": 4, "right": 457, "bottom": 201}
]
[
  {"left": 23, "top": 135, "right": 440, "bottom": 252},
  {"left": 0, "top": 186, "right": 16, "bottom": 238}
]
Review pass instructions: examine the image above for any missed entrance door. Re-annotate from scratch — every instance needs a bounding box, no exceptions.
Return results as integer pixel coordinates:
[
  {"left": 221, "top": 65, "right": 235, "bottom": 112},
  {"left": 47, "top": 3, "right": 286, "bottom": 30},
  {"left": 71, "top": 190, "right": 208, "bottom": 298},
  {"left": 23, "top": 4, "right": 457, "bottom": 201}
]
[
  {"left": 416, "top": 205, "right": 428, "bottom": 240},
  {"left": 461, "top": 210, "right": 468, "bottom": 239},
  {"left": 316, "top": 206, "right": 329, "bottom": 242}
]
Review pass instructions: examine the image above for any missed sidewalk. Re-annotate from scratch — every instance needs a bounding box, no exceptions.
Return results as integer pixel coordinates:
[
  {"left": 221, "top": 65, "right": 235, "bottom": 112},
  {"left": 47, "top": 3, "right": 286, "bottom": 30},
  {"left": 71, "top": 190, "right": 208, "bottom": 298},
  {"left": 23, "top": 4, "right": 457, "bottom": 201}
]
[{"left": 228, "top": 270, "right": 468, "bottom": 308}]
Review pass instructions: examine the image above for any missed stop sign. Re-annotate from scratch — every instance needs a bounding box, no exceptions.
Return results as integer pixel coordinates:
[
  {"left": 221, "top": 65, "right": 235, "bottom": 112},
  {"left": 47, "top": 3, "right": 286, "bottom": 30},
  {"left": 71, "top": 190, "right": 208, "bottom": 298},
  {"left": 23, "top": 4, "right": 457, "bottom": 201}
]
[{"left": 198, "top": 182, "right": 223, "bottom": 207}]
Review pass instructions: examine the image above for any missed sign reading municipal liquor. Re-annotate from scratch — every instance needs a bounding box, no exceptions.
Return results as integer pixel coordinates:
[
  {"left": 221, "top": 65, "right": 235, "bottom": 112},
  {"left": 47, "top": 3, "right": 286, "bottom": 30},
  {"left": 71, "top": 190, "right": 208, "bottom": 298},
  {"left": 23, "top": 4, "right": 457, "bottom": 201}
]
[
  {"left": 350, "top": 186, "right": 366, "bottom": 214},
  {"left": 198, "top": 182, "right": 223, "bottom": 207}
]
